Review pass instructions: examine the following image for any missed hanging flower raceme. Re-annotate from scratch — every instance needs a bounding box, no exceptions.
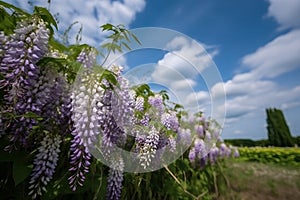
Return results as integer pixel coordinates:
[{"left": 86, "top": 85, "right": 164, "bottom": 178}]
[
  {"left": 233, "top": 147, "right": 240, "bottom": 157},
  {"left": 0, "top": 17, "right": 49, "bottom": 98},
  {"left": 189, "top": 138, "right": 207, "bottom": 163},
  {"left": 0, "top": 113, "right": 4, "bottom": 137},
  {"left": 138, "top": 126, "right": 160, "bottom": 169},
  {"left": 70, "top": 73, "right": 103, "bottom": 148},
  {"left": 134, "top": 96, "right": 144, "bottom": 111},
  {"left": 0, "top": 17, "right": 49, "bottom": 148},
  {"left": 97, "top": 66, "right": 134, "bottom": 151},
  {"left": 0, "top": 5, "right": 242, "bottom": 198},
  {"left": 161, "top": 111, "right": 179, "bottom": 131},
  {"left": 68, "top": 48, "right": 100, "bottom": 190},
  {"left": 194, "top": 124, "right": 204, "bottom": 138},
  {"left": 177, "top": 127, "right": 192, "bottom": 146},
  {"left": 76, "top": 47, "right": 97, "bottom": 68},
  {"left": 209, "top": 145, "right": 219, "bottom": 164},
  {"left": 35, "top": 66, "right": 73, "bottom": 135},
  {"left": 219, "top": 143, "right": 231, "bottom": 158},
  {"left": 28, "top": 135, "right": 61, "bottom": 199},
  {"left": 148, "top": 94, "right": 164, "bottom": 113},
  {"left": 106, "top": 157, "right": 124, "bottom": 200},
  {"left": 68, "top": 135, "right": 92, "bottom": 191}
]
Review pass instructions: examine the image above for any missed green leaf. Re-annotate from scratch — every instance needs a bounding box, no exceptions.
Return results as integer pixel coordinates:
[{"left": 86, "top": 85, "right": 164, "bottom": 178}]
[
  {"left": 130, "top": 32, "right": 142, "bottom": 45},
  {"left": 121, "top": 41, "right": 131, "bottom": 50},
  {"left": 0, "top": 7, "right": 16, "bottom": 34},
  {"left": 13, "top": 159, "right": 32, "bottom": 186},
  {"left": 101, "top": 23, "right": 113, "bottom": 31},
  {"left": 0, "top": 140, "right": 32, "bottom": 185},
  {"left": 34, "top": 6, "right": 58, "bottom": 30},
  {"left": 101, "top": 69, "right": 118, "bottom": 87},
  {"left": 122, "top": 30, "right": 130, "bottom": 42},
  {"left": 37, "top": 56, "right": 65, "bottom": 68},
  {"left": 0, "top": 1, "right": 30, "bottom": 17},
  {"left": 49, "top": 38, "right": 68, "bottom": 52},
  {"left": 174, "top": 104, "right": 184, "bottom": 110}
]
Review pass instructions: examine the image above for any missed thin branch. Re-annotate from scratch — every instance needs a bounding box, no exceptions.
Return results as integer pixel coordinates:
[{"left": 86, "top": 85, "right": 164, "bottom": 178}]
[
  {"left": 163, "top": 164, "right": 207, "bottom": 200},
  {"left": 131, "top": 176, "right": 143, "bottom": 200},
  {"left": 213, "top": 170, "right": 219, "bottom": 197},
  {"left": 93, "top": 167, "right": 103, "bottom": 200}
]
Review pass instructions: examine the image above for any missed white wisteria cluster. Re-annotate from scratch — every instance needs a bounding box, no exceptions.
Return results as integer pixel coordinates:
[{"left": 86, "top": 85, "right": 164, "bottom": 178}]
[{"left": 138, "top": 126, "right": 160, "bottom": 169}]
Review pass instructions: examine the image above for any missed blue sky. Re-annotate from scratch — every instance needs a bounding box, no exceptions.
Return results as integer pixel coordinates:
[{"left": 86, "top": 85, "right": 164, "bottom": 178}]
[{"left": 6, "top": 0, "right": 300, "bottom": 139}]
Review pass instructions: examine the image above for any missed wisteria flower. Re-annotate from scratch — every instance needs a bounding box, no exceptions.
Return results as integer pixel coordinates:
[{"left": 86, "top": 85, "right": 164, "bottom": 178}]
[
  {"left": 138, "top": 126, "right": 160, "bottom": 169},
  {"left": 28, "top": 135, "right": 61, "bottom": 199},
  {"left": 106, "top": 157, "right": 124, "bottom": 200}
]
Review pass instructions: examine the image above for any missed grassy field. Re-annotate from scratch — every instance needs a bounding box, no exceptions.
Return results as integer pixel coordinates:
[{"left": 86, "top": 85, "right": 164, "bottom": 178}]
[{"left": 218, "top": 159, "right": 300, "bottom": 200}]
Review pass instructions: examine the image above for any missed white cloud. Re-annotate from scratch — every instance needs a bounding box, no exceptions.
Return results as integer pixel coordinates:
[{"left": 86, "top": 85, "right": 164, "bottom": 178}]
[
  {"left": 211, "top": 82, "right": 226, "bottom": 99},
  {"left": 151, "top": 36, "right": 218, "bottom": 113},
  {"left": 222, "top": 77, "right": 300, "bottom": 117},
  {"left": 242, "top": 29, "right": 300, "bottom": 79},
  {"left": 164, "top": 36, "right": 218, "bottom": 73},
  {"left": 281, "top": 101, "right": 300, "bottom": 110},
  {"left": 233, "top": 130, "right": 243, "bottom": 135},
  {"left": 155, "top": 53, "right": 198, "bottom": 80},
  {"left": 152, "top": 36, "right": 218, "bottom": 88},
  {"left": 225, "top": 79, "right": 276, "bottom": 97},
  {"left": 267, "top": 0, "right": 300, "bottom": 30},
  {"left": 185, "top": 91, "right": 210, "bottom": 106},
  {"left": 171, "top": 79, "right": 197, "bottom": 90},
  {"left": 8, "top": 0, "right": 146, "bottom": 46}
]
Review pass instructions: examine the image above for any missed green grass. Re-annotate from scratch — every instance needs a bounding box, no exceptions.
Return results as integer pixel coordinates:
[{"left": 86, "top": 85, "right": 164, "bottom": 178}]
[{"left": 218, "top": 159, "right": 300, "bottom": 200}]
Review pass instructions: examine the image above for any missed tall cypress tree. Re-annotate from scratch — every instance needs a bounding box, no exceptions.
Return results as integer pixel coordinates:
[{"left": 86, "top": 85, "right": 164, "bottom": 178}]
[{"left": 266, "top": 108, "right": 294, "bottom": 147}]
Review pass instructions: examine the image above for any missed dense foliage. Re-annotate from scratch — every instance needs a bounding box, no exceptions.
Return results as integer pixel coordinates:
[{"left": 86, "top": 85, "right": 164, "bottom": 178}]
[
  {"left": 237, "top": 147, "right": 300, "bottom": 166},
  {"left": 266, "top": 108, "right": 294, "bottom": 147},
  {"left": 0, "top": 2, "right": 239, "bottom": 199}
]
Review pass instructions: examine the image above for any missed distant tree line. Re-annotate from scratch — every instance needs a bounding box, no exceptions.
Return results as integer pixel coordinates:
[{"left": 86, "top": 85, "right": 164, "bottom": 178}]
[
  {"left": 225, "top": 137, "right": 300, "bottom": 147},
  {"left": 225, "top": 108, "right": 299, "bottom": 147},
  {"left": 224, "top": 139, "right": 268, "bottom": 147}
]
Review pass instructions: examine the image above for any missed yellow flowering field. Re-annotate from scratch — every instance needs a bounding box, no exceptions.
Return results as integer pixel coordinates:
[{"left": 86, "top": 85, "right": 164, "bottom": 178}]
[{"left": 238, "top": 147, "right": 300, "bottom": 166}]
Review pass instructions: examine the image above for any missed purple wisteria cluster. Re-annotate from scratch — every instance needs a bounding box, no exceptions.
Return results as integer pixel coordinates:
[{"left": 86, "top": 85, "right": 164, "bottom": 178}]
[
  {"left": 69, "top": 51, "right": 185, "bottom": 197},
  {"left": 0, "top": 17, "right": 50, "bottom": 149},
  {"left": 0, "top": 112, "right": 3, "bottom": 137},
  {"left": 129, "top": 92, "right": 182, "bottom": 170},
  {"left": 69, "top": 48, "right": 135, "bottom": 198},
  {"left": 28, "top": 135, "right": 61, "bottom": 199},
  {"left": 106, "top": 156, "right": 124, "bottom": 200},
  {"left": 0, "top": 16, "right": 73, "bottom": 199},
  {"left": 187, "top": 114, "right": 239, "bottom": 168}
]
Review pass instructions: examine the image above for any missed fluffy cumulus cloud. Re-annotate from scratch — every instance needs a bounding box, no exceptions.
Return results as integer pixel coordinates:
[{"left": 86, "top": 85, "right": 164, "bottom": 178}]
[
  {"left": 216, "top": 0, "right": 300, "bottom": 138},
  {"left": 151, "top": 36, "right": 219, "bottom": 113},
  {"left": 267, "top": 0, "right": 300, "bottom": 30},
  {"left": 242, "top": 29, "right": 300, "bottom": 79},
  {"left": 7, "top": 0, "right": 146, "bottom": 46},
  {"left": 219, "top": 53, "right": 300, "bottom": 137}
]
